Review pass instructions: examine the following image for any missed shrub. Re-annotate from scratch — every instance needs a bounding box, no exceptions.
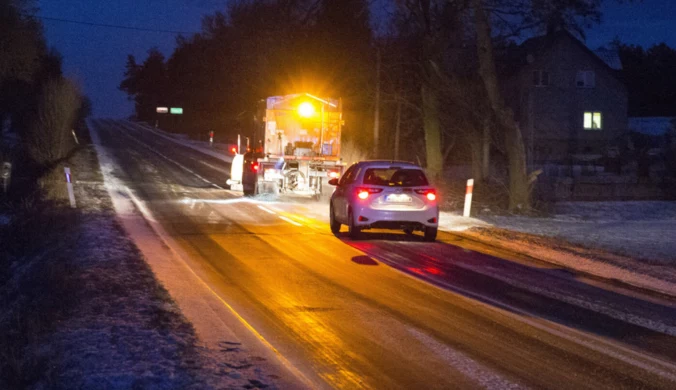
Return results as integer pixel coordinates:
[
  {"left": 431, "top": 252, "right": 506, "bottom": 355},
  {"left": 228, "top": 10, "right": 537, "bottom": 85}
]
[{"left": 22, "top": 78, "right": 82, "bottom": 166}]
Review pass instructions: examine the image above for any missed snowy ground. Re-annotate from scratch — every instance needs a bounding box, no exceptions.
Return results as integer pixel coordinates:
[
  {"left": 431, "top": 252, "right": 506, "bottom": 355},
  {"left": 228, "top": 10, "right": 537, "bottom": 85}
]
[
  {"left": 0, "top": 137, "right": 272, "bottom": 388},
  {"left": 477, "top": 201, "right": 676, "bottom": 264}
]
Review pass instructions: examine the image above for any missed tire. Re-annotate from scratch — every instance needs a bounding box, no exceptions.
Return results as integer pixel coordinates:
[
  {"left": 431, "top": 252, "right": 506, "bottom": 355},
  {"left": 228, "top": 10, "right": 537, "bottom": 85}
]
[
  {"left": 243, "top": 186, "right": 254, "bottom": 197},
  {"left": 329, "top": 203, "right": 341, "bottom": 234},
  {"left": 424, "top": 227, "right": 437, "bottom": 242},
  {"left": 348, "top": 209, "right": 361, "bottom": 239},
  {"left": 403, "top": 228, "right": 414, "bottom": 235}
]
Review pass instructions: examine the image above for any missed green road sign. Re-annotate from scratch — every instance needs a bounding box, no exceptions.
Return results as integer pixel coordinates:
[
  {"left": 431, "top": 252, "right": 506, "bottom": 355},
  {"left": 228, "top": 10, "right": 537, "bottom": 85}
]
[{"left": 170, "top": 107, "right": 183, "bottom": 115}]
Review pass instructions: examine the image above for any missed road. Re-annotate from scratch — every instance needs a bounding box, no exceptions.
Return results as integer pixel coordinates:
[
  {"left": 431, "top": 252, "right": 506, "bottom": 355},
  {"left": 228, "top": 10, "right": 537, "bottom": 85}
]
[{"left": 91, "top": 119, "right": 676, "bottom": 389}]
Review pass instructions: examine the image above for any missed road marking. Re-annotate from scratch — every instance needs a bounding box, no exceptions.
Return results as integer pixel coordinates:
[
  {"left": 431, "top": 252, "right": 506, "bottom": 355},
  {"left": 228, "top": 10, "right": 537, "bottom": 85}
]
[
  {"left": 375, "top": 254, "right": 676, "bottom": 382},
  {"left": 408, "top": 328, "right": 525, "bottom": 390},
  {"left": 114, "top": 122, "right": 225, "bottom": 190},
  {"left": 121, "top": 185, "right": 315, "bottom": 388},
  {"left": 279, "top": 216, "right": 303, "bottom": 227},
  {"left": 257, "top": 205, "right": 277, "bottom": 215}
]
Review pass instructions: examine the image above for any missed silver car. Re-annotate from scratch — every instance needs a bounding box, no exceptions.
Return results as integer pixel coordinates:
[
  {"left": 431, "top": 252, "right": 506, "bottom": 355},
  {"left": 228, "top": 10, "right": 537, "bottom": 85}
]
[{"left": 328, "top": 160, "right": 439, "bottom": 241}]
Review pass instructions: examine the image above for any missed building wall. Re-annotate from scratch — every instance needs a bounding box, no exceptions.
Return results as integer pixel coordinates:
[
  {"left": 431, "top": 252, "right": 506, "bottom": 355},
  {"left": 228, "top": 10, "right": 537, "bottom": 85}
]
[{"left": 509, "top": 35, "right": 628, "bottom": 163}]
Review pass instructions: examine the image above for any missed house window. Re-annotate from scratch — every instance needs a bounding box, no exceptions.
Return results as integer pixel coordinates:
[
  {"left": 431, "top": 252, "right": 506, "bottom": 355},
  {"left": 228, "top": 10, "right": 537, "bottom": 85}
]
[
  {"left": 576, "top": 71, "right": 595, "bottom": 88},
  {"left": 583, "top": 112, "right": 602, "bottom": 130},
  {"left": 533, "top": 70, "right": 550, "bottom": 86}
]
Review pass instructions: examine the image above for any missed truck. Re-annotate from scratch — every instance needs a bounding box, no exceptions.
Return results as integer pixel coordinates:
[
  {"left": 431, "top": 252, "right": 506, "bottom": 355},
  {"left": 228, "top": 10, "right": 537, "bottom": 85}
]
[{"left": 227, "top": 93, "right": 345, "bottom": 198}]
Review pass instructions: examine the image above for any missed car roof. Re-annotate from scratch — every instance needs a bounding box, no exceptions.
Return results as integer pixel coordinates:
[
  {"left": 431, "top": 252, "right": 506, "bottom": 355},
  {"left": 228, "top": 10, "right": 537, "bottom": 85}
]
[{"left": 353, "top": 160, "right": 422, "bottom": 169}]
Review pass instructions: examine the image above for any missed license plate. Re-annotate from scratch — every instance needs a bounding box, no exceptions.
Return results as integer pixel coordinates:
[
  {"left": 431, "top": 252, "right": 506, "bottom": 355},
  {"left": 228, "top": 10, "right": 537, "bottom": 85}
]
[{"left": 386, "top": 194, "right": 412, "bottom": 202}]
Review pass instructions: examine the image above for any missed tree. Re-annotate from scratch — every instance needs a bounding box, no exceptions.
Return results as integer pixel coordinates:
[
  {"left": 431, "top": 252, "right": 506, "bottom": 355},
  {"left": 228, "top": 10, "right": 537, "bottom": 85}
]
[{"left": 618, "top": 42, "right": 676, "bottom": 116}]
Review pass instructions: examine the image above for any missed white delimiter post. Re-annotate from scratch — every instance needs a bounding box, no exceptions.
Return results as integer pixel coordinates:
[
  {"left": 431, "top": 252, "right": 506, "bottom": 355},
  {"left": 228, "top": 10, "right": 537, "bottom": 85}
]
[
  {"left": 209, "top": 131, "right": 214, "bottom": 147},
  {"left": 463, "top": 178, "right": 474, "bottom": 217},
  {"left": 64, "top": 167, "right": 76, "bottom": 208}
]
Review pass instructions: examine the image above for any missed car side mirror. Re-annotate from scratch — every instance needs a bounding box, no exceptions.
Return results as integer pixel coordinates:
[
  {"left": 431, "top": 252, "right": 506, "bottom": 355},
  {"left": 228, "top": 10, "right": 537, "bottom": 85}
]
[{"left": 328, "top": 178, "right": 339, "bottom": 186}]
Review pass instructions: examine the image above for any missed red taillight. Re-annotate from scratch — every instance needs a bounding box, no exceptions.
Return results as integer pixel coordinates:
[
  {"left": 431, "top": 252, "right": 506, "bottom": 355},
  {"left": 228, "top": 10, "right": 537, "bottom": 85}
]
[
  {"left": 356, "top": 188, "right": 382, "bottom": 200},
  {"left": 231, "top": 147, "right": 237, "bottom": 154},
  {"left": 252, "top": 163, "right": 259, "bottom": 172},
  {"left": 415, "top": 189, "right": 437, "bottom": 201}
]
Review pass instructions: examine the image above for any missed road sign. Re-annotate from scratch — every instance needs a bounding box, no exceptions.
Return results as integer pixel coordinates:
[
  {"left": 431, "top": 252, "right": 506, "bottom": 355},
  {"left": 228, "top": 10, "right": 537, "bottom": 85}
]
[
  {"left": 156, "top": 107, "right": 169, "bottom": 114},
  {"left": 170, "top": 107, "right": 183, "bottom": 115}
]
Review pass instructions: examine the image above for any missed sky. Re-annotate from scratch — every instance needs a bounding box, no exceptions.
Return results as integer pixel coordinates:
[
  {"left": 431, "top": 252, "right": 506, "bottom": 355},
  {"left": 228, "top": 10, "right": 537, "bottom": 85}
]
[{"left": 39, "top": 0, "right": 676, "bottom": 118}]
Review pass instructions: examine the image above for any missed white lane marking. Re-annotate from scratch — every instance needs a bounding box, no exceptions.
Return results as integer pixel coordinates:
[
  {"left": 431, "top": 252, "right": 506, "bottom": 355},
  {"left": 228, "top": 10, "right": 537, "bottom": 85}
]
[
  {"left": 257, "top": 205, "right": 277, "bottom": 215},
  {"left": 115, "top": 122, "right": 225, "bottom": 190},
  {"left": 279, "top": 216, "right": 302, "bottom": 227},
  {"left": 408, "top": 328, "right": 525, "bottom": 389},
  {"left": 120, "top": 187, "right": 315, "bottom": 389}
]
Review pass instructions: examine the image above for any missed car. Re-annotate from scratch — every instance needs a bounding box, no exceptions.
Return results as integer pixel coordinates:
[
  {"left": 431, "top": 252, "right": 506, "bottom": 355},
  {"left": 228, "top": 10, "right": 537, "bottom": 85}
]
[{"left": 328, "top": 160, "right": 439, "bottom": 241}]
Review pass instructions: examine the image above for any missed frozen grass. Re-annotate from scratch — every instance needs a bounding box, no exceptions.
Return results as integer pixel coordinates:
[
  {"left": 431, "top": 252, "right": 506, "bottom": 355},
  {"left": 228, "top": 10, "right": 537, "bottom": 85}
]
[{"left": 0, "top": 131, "right": 264, "bottom": 388}]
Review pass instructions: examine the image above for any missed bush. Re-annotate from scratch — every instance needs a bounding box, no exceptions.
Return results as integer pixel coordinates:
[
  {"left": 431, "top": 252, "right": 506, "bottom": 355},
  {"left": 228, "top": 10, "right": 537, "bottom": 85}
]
[{"left": 22, "top": 78, "right": 82, "bottom": 166}]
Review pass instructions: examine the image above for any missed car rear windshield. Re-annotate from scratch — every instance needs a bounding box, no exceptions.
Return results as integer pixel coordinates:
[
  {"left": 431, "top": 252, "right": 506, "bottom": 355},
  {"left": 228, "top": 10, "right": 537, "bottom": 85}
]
[{"left": 362, "top": 168, "right": 429, "bottom": 187}]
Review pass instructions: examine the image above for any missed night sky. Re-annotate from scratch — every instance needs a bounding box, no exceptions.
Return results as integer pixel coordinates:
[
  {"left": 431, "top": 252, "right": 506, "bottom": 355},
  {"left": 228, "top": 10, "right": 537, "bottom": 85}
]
[{"left": 39, "top": 0, "right": 676, "bottom": 118}]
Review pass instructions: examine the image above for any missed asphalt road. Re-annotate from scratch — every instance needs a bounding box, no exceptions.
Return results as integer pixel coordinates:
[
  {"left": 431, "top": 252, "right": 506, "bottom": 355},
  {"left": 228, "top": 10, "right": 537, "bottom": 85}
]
[{"left": 91, "top": 119, "right": 676, "bottom": 389}]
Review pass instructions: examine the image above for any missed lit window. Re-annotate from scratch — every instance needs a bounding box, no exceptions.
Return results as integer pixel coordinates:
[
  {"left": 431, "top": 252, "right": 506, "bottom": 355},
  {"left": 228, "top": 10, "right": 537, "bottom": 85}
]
[
  {"left": 583, "top": 112, "right": 602, "bottom": 130},
  {"left": 533, "top": 70, "right": 550, "bottom": 87},
  {"left": 576, "top": 71, "right": 596, "bottom": 88}
]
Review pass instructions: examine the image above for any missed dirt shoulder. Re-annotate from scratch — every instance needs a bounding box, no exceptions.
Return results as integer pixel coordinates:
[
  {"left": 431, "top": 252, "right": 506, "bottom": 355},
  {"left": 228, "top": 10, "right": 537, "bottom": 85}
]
[{"left": 0, "top": 134, "right": 272, "bottom": 388}]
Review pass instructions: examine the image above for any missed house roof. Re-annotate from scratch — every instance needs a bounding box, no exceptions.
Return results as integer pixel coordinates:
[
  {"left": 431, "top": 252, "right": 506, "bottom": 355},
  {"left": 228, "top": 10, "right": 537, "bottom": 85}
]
[{"left": 500, "top": 30, "right": 623, "bottom": 78}]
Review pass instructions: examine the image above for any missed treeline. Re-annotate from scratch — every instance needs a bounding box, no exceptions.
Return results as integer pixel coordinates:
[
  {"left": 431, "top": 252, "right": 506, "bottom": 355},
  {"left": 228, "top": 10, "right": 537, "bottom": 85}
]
[
  {"left": 617, "top": 42, "right": 676, "bottom": 117},
  {"left": 0, "top": 0, "right": 91, "bottom": 172},
  {"left": 121, "top": 0, "right": 611, "bottom": 211}
]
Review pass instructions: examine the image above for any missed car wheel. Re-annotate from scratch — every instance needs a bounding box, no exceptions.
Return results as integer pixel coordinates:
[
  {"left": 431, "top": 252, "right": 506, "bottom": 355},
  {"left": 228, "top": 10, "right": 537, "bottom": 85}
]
[
  {"left": 403, "top": 228, "right": 414, "bottom": 235},
  {"left": 424, "top": 227, "right": 437, "bottom": 242},
  {"left": 330, "top": 203, "right": 341, "bottom": 234},
  {"left": 348, "top": 209, "right": 361, "bottom": 239},
  {"left": 243, "top": 186, "right": 254, "bottom": 197}
]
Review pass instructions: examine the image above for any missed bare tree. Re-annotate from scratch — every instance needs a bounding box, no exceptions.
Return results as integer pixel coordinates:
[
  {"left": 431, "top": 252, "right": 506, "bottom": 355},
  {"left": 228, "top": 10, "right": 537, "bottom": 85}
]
[{"left": 472, "top": 0, "right": 530, "bottom": 211}]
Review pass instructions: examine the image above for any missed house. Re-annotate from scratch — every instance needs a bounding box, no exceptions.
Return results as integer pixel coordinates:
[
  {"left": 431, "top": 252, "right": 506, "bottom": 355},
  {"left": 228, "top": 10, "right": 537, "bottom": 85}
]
[{"left": 502, "top": 31, "right": 628, "bottom": 165}]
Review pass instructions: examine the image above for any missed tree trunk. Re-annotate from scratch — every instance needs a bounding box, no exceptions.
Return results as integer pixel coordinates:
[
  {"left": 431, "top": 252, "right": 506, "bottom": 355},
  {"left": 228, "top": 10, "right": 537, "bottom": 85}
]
[
  {"left": 421, "top": 81, "right": 443, "bottom": 180},
  {"left": 482, "top": 118, "right": 490, "bottom": 180},
  {"left": 473, "top": 0, "right": 530, "bottom": 211},
  {"left": 394, "top": 98, "right": 402, "bottom": 160},
  {"left": 373, "top": 48, "right": 381, "bottom": 159}
]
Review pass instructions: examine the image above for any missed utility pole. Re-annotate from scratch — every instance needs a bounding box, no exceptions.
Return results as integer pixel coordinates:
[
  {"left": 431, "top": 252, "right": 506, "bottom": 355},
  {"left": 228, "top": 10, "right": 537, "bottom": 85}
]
[{"left": 373, "top": 47, "right": 381, "bottom": 159}]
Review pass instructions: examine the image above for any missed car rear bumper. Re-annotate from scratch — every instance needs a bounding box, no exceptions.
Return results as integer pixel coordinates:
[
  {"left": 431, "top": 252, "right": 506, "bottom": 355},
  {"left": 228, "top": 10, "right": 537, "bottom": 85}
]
[{"left": 353, "top": 206, "right": 439, "bottom": 229}]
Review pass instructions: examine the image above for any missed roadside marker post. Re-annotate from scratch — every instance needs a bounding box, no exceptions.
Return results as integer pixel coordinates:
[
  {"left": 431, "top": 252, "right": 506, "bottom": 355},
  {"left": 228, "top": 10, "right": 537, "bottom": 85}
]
[
  {"left": 209, "top": 131, "right": 214, "bottom": 147},
  {"left": 463, "top": 178, "right": 474, "bottom": 217},
  {"left": 2, "top": 162, "right": 11, "bottom": 194},
  {"left": 64, "top": 167, "right": 76, "bottom": 208}
]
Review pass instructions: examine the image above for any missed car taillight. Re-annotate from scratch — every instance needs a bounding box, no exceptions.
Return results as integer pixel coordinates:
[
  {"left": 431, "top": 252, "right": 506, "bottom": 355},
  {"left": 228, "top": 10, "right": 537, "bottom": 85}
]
[
  {"left": 415, "top": 189, "right": 437, "bottom": 201},
  {"left": 231, "top": 147, "right": 237, "bottom": 154},
  {"left": 356, "top": 188, "right": 383, "bottom": 200},
  {"left": 251, "top": 163, "right": 259, "bottom": 172}
]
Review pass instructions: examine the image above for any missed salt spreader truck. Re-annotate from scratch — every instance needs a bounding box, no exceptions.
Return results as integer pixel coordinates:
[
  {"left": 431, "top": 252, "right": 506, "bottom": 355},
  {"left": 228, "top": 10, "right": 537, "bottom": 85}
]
[{"left": 227, "top": 93, "right": 345, "bottom": 198}]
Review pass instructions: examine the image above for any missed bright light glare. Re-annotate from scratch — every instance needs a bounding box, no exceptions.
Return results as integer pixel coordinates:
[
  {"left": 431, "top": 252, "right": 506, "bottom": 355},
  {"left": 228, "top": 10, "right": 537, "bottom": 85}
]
[
  {"left": 358, "top": 191, "right": 369, "bottom": 200},
  {"left": 298, "top": 102, "right": 315, "bottom": 117},
  {"left": 427, "top": 192, "right": 436, "bottom": 201},
  {"left": 329, "top": 171, "right": 340, "bottom": 179}
]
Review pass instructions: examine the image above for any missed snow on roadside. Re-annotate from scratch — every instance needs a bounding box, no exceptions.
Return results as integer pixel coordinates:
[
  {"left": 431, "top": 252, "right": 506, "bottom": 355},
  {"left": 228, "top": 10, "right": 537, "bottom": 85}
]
[
  {"left": 26, "top": 122, "right": 269, "bottom": 389},
  {"left": 87, "top": 120, "right": 280, "bottom": 388},
  {"left": 477, "top": 201, "right": 676, "bottom": 264},
  {"left": 124, "top": 121, "right": 234, "bottom": 164}
]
